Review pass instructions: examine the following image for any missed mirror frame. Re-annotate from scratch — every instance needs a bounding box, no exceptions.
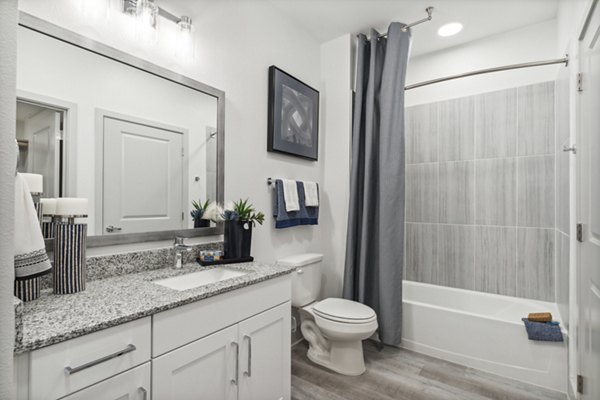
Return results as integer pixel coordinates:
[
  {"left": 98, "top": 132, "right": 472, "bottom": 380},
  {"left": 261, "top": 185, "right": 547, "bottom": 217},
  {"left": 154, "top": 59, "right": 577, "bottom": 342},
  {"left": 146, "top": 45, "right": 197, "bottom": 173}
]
[{"left": 18, "top": 12, "right": 225, "bottom": 248}]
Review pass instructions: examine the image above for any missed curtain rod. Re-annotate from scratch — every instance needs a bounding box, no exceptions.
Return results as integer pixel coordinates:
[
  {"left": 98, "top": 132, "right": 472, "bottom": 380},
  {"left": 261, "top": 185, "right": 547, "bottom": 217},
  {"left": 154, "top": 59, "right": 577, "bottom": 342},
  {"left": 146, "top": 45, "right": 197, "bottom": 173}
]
[
  {"left": 360, "top": 6, "right": 433, "bottom": 39},
  {"left": 405, "top": 56, "right": 569, "bottom": 91}
]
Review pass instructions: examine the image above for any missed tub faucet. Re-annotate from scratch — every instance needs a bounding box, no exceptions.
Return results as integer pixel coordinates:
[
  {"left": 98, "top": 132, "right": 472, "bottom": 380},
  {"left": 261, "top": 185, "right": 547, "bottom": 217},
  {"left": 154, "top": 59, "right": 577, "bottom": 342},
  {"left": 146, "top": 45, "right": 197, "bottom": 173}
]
[{"left": 173, "top": 236, "right": 192, "bottom": 269}]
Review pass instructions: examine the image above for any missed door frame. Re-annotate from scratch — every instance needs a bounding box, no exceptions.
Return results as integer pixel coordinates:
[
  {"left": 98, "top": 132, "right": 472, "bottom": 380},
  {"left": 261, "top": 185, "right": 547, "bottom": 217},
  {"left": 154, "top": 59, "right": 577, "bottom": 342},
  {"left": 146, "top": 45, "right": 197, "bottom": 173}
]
[
  {"left": 576, "top": 0, "right": 600, "bottom": 398},
  {"left": 94, "top": 109, "right": 189, "bottom": 236},
  {"left": 16, "top": 90, "right": 77, "bottom": 198}
]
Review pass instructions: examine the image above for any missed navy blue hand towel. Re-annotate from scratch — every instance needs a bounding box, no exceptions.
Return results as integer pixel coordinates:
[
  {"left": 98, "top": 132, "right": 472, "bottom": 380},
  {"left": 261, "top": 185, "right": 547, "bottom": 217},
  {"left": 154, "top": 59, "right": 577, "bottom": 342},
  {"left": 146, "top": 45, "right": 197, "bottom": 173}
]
[
  {"left": 273, "top": 180, "right": 318, "bottom": 229},
  {"left": 521, "top": 318, "right": 563, "bottom": 342}
]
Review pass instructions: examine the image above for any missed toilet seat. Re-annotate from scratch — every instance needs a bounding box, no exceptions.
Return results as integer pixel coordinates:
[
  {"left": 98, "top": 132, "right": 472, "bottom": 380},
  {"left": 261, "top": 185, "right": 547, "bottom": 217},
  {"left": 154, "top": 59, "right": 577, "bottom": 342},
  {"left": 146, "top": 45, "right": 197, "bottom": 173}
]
[{"left": 312, "top": 298, "right": 377, "bottom": 324}]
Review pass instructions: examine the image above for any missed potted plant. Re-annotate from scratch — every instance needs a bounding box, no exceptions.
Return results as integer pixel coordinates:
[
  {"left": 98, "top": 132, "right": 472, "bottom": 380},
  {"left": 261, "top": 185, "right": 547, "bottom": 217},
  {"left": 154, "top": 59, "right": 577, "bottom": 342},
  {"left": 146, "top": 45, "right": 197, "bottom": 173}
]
[
  {"left": 190, "top": 199, "right": 211, "bottom": 228},
  {"left": 222, "top": 199, "right": 265, "bottom": 259}
]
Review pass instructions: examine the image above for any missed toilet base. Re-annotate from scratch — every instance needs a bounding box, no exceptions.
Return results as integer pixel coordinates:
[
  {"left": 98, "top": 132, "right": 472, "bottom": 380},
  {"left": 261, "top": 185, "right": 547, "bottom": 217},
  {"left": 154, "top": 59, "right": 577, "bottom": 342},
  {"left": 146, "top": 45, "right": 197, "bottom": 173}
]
[
  {"left": 300, "top": 318, "right": 368, "bottom": 376},
  {"left": 306, "top": 339, "right": 366, "bottom": 376}
]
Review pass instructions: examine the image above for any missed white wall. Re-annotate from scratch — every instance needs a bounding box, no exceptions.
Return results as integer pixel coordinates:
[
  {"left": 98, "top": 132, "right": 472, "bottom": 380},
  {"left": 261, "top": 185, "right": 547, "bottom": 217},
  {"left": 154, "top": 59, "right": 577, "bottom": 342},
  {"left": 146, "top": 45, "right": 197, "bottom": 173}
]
[
  {"left": 17, "top": 0, "right": 324, "bottom": 262},
  {"left": 406, "top": 19, "right": 559, "bottom": 107},
  {"left": 0, "top": 1, "right": 17, "bottom": 397},
  {"left": 319, "top": 34, "right": 353, "bottom": 298}
]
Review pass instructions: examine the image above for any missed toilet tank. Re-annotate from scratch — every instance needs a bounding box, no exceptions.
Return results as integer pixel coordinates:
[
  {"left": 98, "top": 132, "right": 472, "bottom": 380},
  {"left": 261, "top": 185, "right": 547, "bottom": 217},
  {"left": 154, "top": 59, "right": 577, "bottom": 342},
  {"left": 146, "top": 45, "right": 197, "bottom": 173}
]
[{"left": 277, "top": 253, "right": 323, "bottom": 307}]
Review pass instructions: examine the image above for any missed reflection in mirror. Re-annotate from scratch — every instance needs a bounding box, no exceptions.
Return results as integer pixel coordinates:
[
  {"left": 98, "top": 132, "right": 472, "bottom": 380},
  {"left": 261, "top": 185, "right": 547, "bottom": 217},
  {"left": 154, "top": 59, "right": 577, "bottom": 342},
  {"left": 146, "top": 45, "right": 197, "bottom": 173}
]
[
  {"left": 16, "top": 22, "right": 221, "bottom": 239},
  {"left": 16, "top": 101, "right": 64, "bottom": 199}
]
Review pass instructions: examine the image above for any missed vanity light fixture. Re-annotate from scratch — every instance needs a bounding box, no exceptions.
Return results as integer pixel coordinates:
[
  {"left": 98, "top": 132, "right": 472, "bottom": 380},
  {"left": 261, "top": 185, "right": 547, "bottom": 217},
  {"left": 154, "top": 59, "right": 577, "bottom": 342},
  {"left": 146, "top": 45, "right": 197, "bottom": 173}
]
[{"left": 437, "top": 22, "right": 463, "bottom": 37}]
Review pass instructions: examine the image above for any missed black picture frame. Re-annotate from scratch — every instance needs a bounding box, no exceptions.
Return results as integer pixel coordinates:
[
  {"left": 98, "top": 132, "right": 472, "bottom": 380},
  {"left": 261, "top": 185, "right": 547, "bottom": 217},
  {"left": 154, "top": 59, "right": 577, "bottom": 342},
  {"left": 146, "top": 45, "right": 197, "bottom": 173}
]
[{"left": 268, "top": 66, "right": 319, "bottom": 161}]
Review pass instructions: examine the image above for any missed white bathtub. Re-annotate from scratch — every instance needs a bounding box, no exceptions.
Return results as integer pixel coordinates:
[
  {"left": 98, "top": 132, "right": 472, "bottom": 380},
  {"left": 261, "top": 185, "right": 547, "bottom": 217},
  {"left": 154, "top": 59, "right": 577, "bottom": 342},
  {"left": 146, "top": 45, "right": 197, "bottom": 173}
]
[{"left": 400, "top": 281, "right": 567, "bottom": 393}]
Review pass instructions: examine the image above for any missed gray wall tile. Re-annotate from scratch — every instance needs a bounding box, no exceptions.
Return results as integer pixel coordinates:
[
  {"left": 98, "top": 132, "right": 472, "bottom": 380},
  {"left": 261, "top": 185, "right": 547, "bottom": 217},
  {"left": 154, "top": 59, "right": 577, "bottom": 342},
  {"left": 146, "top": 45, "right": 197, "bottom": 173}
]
[
  {"left": 475, "top": 158, "right": 517, "bottom": 226},
  {"left": 438, "top": 225, "right": 475, "bottom": 290},
  {"left": 439, "top": 161, "right": 474, "bottom": 224},
  {"left": 405, "top": 223, "right": 438, "bottom": 284},
  {"left": 406, "top": 103, "right": 438, "bottom": 163},
  {"left": 438, "top": 97, "right": 475, "bottom": 162},
  {"left": 406, "top": 163, "right": 439, "bottom": 223},
  {"left": 555, "top": 231, "right": 569, "bottom": 327},
  {"left": 517, "top": 155, "right": 555, "bottom": 228},
  {"left": 517, "top": 82, "right": 555, "bottom": 156},
  {"left": 474, "top": 88, "right": 518, "bottom": 158},
  {"left": 516, "top": 228, "right": 555, "bottom": 301},
  {"left": 474, "top": 227, "right": 517, "bottom": 296}
]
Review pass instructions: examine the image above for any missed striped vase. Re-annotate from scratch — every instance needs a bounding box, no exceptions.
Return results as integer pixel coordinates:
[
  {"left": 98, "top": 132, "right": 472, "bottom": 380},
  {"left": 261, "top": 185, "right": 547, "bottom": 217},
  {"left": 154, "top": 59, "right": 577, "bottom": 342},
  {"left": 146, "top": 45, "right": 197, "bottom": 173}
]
[
  {"left": 53, "top": 222, "right": 87, "bottom": 294},
  {"left": 14, "top": 278, "right": 41, "bottom": 302}
]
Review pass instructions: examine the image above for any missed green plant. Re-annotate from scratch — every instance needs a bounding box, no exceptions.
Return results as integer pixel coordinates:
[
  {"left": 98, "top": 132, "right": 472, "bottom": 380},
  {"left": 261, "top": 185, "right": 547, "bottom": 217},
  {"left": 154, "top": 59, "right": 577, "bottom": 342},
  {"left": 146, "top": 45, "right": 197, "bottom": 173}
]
[
  {"left": 232, "top": 198, "right": 265, "bottom": 226},
  {"left": 190, "top": 199, "right": 210, "bottom": 221}
]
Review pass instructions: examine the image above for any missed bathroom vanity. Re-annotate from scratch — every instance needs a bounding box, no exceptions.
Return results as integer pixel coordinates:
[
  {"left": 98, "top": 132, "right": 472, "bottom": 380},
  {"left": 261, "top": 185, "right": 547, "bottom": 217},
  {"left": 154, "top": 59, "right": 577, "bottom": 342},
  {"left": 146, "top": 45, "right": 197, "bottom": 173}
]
[{"left": 13, "top": 262, "right": 293, "bottom": 400}]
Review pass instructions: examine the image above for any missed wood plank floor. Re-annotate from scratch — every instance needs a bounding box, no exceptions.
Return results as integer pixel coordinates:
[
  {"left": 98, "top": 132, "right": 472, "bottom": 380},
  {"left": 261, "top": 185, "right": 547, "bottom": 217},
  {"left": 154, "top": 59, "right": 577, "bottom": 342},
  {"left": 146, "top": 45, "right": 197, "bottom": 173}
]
[{"left": 291, "top": 341, "right": 566, "bottom": 400}]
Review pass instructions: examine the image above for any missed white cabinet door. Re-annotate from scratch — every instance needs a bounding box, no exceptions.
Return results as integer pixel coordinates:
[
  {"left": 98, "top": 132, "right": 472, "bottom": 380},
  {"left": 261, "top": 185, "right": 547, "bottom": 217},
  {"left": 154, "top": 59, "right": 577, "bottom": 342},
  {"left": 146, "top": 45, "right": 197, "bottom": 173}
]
[
  {"left": 153, "top": 325, "right": 238, "bottom": 400},
  {"left": 62, "top": 363, "right": 151, "bottom": 400},
  {"left": 238, "top": 302, "right": 291, "bottom": 400}
]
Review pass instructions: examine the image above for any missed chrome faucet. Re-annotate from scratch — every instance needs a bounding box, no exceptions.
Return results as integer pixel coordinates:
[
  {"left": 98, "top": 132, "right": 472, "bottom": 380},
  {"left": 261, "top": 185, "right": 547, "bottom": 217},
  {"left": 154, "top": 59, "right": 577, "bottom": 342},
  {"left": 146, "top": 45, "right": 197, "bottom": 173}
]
[{"left": 173, "top": 236, "right": 192, "bottom": 269}]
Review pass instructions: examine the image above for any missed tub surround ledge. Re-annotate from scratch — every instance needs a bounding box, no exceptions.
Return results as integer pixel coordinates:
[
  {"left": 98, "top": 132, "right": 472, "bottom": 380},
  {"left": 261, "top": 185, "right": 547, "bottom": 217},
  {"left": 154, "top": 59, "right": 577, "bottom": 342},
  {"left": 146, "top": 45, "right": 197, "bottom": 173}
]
[{"left": 14, "top": 261, "right": 295, "bottom": 354}]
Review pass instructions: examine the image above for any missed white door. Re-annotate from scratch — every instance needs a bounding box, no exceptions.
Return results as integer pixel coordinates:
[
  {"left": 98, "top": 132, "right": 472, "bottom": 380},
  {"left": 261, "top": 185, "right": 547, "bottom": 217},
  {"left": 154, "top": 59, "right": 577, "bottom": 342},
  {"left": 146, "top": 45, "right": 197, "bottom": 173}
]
[
  {"left": 26, "top": 109, "right": 60, "bottom": 197},
  {"left": 153, "top": 325, "right": 238, "bottom": 400},
  {"left": 578, "top": 2, "right": 600, "bottom": 399},
  {"left": 103, "top": 117, "right": 184, "bottom": 234},
  {"left": 238, "top": 302, "right": 291, "bottom": 400},
  {"left": 61, "top": 363, "right": 151, "bottom": 400}
]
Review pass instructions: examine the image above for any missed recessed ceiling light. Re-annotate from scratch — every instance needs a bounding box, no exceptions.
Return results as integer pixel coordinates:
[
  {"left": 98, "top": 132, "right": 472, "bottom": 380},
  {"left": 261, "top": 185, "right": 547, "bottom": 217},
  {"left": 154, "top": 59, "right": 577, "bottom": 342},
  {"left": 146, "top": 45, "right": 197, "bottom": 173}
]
[{"left": 438, "top": 22, "right": 463, "bottom": 37}]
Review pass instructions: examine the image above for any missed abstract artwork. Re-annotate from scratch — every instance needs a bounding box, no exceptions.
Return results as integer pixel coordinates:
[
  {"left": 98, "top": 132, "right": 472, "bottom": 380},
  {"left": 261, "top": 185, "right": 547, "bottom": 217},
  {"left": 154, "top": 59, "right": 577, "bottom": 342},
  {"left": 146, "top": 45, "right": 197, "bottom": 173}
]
[{"left": 268, "top": 66, "right": 319, "bottom": 160}]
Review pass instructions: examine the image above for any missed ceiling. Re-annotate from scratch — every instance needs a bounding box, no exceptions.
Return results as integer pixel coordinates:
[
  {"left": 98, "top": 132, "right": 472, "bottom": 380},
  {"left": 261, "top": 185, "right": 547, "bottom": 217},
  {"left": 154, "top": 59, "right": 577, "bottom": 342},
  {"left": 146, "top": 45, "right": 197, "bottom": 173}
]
[{"left": 166, "top": 0, "right": 558, "bottom": 57}]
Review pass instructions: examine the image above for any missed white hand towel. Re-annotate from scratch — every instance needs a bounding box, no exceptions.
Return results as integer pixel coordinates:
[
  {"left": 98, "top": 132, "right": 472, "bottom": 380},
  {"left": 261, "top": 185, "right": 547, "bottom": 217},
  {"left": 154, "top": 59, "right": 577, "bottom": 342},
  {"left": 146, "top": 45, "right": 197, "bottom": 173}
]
[
  {"left": 281, "top": 179, "right": 300, "bottom": 212},
  {"left": 303, "top": 181, "right": 319, "bottom": 207},
  {"left": 14, "top": 173, "right": 51, "bottom": 280}
]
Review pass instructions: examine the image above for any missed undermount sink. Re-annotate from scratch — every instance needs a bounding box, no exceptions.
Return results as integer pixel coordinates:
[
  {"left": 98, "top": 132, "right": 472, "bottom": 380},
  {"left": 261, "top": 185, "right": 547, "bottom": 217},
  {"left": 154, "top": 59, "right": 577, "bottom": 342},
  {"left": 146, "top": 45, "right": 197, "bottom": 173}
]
[{"left": 153, "top": 268, "right": 248, "bottom": 291}]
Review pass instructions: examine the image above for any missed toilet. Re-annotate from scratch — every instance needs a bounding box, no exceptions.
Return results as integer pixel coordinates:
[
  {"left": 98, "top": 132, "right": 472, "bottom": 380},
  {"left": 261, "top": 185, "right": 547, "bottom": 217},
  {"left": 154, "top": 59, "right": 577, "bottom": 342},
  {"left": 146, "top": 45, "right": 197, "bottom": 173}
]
[{"left": 278, "top": 253, "right": 378, "bottom": 376}]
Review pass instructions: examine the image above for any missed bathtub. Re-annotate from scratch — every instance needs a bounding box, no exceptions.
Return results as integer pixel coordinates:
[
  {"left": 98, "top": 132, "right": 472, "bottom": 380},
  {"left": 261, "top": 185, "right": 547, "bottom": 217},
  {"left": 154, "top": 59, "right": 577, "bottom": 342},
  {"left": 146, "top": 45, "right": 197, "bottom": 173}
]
[{"left": 400, "top": 281, "right": 567, "bottom": 393}]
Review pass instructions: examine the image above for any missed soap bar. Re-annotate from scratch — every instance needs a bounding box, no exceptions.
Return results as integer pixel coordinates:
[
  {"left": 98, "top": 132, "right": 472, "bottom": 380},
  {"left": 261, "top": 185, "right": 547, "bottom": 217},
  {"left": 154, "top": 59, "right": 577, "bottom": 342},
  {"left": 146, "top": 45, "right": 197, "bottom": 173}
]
[{"left": 528, "top": 312, "right": 552, "bottom": 322}]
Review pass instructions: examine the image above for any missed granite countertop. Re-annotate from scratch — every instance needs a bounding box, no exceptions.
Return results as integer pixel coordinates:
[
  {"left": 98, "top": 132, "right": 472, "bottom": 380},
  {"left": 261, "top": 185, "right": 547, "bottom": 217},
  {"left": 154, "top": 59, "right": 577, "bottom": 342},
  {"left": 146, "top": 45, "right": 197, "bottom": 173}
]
[{"left": 15, "top": 262, "right": 295, "bottom": 354}]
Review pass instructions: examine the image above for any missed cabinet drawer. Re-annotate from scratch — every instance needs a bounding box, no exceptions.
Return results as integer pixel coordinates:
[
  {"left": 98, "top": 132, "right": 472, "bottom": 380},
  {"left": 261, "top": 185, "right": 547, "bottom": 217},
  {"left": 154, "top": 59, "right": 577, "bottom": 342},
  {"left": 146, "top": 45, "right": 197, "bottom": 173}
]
[
  {"left": 62, "top": 362, "right": 151, "bottom": 400},
  {"left": 153, "top": 275, "right": 291, "bottom": 356},
  {"left": 30, "top": 317, "right": 151, "bottom": 400}
]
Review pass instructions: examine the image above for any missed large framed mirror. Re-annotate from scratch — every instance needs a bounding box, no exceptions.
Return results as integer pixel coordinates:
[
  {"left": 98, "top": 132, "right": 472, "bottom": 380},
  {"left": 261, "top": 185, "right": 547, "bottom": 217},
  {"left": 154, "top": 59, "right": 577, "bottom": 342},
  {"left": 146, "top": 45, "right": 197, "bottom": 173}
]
[{"left": 16, "top": 12, "right": 225, "bottom": 248}]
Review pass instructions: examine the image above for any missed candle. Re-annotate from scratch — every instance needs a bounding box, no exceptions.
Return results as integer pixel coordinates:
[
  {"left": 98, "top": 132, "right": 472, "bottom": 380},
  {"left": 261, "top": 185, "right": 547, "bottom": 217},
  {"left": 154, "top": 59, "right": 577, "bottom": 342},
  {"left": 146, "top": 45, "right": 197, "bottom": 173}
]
[
  {"left": 21, "top": 173, "right": 43, "bottom": 194},
  {"left": 55, "top": 198, "right": 88, "bottom": 216},
  {"left": 40, "top": 198, "right": 57, "bottom": 215}
]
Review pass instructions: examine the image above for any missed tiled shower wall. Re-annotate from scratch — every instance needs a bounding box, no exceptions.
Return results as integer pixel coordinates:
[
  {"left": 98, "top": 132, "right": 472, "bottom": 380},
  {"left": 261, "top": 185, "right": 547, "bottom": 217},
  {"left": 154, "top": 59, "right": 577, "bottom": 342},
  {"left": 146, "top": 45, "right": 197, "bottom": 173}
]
[{"left": 404, "top": 81, "right": 557, "bottom": 301}]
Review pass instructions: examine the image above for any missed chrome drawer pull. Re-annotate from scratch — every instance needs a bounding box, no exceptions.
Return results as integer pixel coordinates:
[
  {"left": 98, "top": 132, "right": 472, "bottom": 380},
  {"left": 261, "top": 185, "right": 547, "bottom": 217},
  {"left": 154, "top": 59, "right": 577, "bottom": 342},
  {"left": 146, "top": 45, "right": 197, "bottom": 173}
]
[
  {"left": 231, "top": 341, "right": 239, "bottom": 385},
  {"left": 243, "top": 335, "right": 252, "bottom": 377},
  {"left": 138, "top": 386, "right": 147, "bottom": 400},
  {"left": 64, "top": 344, "right": 136, "bottom": 375}
]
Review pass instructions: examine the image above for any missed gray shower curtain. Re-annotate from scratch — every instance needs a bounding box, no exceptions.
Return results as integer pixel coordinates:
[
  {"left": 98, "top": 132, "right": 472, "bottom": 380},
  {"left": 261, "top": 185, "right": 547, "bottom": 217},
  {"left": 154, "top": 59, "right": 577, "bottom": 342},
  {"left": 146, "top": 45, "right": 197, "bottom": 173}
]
[{"left": 342, "top": 22, "right": 411, "bottom": 346}]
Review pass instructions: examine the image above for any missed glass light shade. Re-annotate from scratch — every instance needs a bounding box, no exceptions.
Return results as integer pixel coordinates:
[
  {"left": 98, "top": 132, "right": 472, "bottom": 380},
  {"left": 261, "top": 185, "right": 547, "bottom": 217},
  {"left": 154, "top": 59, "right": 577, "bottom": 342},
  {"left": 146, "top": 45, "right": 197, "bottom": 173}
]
[
  {"left": 175, "top": 16, "right": 194, "bottom": 62},
  {"left": 135, "top": 0, "right": 158, "bottom": 43}
]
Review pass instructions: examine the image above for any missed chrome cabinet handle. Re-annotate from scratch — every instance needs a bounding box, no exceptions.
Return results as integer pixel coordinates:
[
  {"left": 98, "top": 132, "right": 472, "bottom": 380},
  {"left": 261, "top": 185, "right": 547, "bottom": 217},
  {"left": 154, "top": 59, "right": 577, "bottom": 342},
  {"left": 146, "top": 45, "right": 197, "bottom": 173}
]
[
  {"left": 243, "top": 335, "right": 252, "bottom": 377},
  {"left": 138, "top": 387, "right": 147, "bottom": 400},
  {"left": 231, "top": 341, "right": 239, "bottom": 385},
  {"left": 106, "top": 225, "right": 122, "bottom": 233},
  {"left": 563, "top": 145, "right": 577, "bottom": 154},
  {"left": 64, "top": 344, "right": 136, "bottom": 375}
]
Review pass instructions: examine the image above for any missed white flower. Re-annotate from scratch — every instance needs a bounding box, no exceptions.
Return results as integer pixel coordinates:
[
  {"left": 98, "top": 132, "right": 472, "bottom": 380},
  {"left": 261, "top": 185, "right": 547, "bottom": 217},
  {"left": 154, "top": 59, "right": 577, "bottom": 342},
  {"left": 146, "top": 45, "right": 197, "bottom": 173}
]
[{"left": 203, "top": 202, "right": 224, "bottom": 222}]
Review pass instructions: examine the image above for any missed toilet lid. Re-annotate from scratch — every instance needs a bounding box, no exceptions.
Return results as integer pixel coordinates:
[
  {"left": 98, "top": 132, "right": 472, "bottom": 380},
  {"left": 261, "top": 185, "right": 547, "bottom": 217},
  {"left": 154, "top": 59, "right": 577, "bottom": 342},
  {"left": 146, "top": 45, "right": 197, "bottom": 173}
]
[{"left": 313, "top": 298, "right": 376, "bottom": 322}]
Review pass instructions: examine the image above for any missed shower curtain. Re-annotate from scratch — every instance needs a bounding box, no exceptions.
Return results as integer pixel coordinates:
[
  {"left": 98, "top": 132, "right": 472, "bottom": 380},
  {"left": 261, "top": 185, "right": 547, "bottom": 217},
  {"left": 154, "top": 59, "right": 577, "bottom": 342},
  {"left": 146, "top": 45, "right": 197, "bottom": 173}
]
[{"left": 342, "top": 22, "right": 411, "bottom": 346}]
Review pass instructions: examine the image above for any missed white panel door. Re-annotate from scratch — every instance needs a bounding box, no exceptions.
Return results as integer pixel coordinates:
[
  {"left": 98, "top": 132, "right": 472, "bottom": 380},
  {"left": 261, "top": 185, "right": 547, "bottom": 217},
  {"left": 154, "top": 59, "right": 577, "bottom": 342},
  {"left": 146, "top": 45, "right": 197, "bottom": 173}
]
[
  {"left": 61, "top": 363, "right": 151, "bottom": 400},
  {"left": 153, "top": 325, "right": 238, "bottom": 400},
  {"left": 238, "top": 302, "right": 291, "bottom": 400},
  {"left": 578, "top": 2, "right": 600, "bottom": 399},
  {"left": 103, "top": 117, "right": 184, "bottom": 234},
  {"left": 26, "top": 109, "right": 60, "bottom": 197}
]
